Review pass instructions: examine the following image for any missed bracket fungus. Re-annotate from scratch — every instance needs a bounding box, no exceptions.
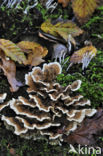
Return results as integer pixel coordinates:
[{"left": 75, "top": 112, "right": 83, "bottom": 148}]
[{"left": 0, "top": 62, "right": 97, "bottom": 145}]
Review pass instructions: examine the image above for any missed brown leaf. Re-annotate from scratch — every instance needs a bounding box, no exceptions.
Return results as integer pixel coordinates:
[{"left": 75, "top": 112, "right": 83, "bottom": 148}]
[
  {"left": 0, "top": 52, "right": 23, "bottom": 92},
  {"left": 17, "top": 41, "right": 48, "bottom": 66},
  {"left": 72, "top": 0, "right": 99, "bottom": 24},
  {"left": 25, "top": 51, "right": 45, "bottom": 66},
  {"left": 58, "top": 0, "right": 102, "bottom": 23},
  {"left": 64, "top": 109, "right": 103, "bottom": 145},
  {"left": 58, "top": 0, "right": 71, "bottom": 7}
]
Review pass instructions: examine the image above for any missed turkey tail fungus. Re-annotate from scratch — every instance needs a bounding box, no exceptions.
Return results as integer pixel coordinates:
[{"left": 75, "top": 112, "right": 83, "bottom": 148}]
[{"left": 0, "top": 62, "right": 97, "bottom": 145}]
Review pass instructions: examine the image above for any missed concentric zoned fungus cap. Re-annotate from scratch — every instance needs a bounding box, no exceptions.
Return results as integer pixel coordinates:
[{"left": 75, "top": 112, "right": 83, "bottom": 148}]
[{"left": 0, "top": 62, "right": 97, "bottom": 145}]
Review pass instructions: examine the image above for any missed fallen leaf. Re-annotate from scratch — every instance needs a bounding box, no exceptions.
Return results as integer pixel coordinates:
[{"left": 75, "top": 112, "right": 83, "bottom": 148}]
[
  {"left": 0, "top": 52, "right": 23, "bottom": 92},
  {"left": 72, "top": 0, "right": 98, "bottom": 24},
  {"left": 64, "top": 109, "right": 103, "bottom": 145},
  {"left": 17, "top": 41, "right": 48, "bottom": 66},
  {"left": 58, "top": 0, "right": 102, "bottom": 23},
  {"left": 41, "top": 19, "right": 83, "bottom": 42},
  {"left": 58, "top": 0, "right": 71, "bottom": 7},
  {"left": 0, "top": 39, "right": 26, "bottom": 64},
  {"left": 25, "top": 51, "right": 45, "bottom": 66},
  {"left": 68, "top": 45, "right": 97, "bottom": 70},
  {"left": 17, "top": 41, "right": 48, "bottom": 57}
]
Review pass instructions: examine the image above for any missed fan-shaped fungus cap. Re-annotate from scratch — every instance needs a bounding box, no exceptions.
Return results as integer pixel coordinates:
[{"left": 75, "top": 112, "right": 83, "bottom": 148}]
[{"left": 0, "top": 62, "right": 97, "bottom": 145}]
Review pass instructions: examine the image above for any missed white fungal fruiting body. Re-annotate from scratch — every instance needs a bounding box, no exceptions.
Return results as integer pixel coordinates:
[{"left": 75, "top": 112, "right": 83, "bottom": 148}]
[
  {"left": 1, "top": 115, "right": 28, "bottom": 135},
  {"left": 0, "top": 93, "right": 7, "bottom": 103},
  {"left": 52, "top": 44, "right": 67, "bottom": 63},
  {"left": 0, "top": 0, "right": 38, "bottom": 12},
  {"left": 82, "top": 51, "right": 96, "bottom": 70},
  {"left": 0, "top": 93, "right": 10, "bottom": 111},
  {"left": 23, "top": 0, "right": 38, "bottom": 14},
  {"left": 0, "top": 62, "right": 97, "bottom": 145},
  {"left": 46, "top": 0, "right": 58, "bottom": 12}
]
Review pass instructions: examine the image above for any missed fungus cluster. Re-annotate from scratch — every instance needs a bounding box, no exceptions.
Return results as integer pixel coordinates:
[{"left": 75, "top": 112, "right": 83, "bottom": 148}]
[
  {"left": 0, "top": 0, "right": 38, "bottom": 14},
  {"left": 45, "top": 0, "right": 58, "bottom": 12},
  {"left": 0, "top": 62, "right": 97, "bottom": 145},
  {"left": 52, "top": 43, "right": 67, "bottom": 63}
]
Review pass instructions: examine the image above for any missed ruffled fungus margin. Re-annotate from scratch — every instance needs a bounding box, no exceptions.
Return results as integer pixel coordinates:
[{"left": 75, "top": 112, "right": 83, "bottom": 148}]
[{"left": 0, "top": 62, "right": 97, "bottom": 145}]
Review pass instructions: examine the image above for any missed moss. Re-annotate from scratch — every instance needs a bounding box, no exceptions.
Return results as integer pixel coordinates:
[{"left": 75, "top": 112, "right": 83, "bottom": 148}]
[
  {"left": 57, "top": 50, "right": 103, "bottom": 108},
  {"left": 36, "top": 2, "right": 70, "bottom": 20},
  {"left": 56, "top": 6, "right": 103, "bottom": 109},
  {"left": 0, "top": 126, "right": 101, "bottom": 156},
  {"left": 82, "top": 6, "right": 103, "bottom": 48},
  {"left": 0, "top": 126, "right": 73, "bottom": 156},
  {"left": 0, "top": 2, "right": 102, "bottom": 156},
  {"left": 0, "top": 1, "right": 72, "bottom": 42},
  {"left": 0, "top": 78, "right": 9, "bottom": 93},
  {"left": 82, "top": 6, "right": 103, "bottom": 29},
  {"left": 0, "top": 4, "right": 42, "bottom": 41}
]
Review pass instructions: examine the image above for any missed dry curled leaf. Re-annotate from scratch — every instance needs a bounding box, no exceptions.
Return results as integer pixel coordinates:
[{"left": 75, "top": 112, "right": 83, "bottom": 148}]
[
  {"left": 17, "top": 41, "right": 48, "bottom": 66},
  {"left": 41, "top": 19, "right": 83, "bottom": 42},
  {"left": 68, "top": 44, "right": 97, "bottom": 70},
  {"left": 72, "top": 0, "right": 98, "bottom": 24},
  {"left": 64, "top": 109, "right": 103, "bottom": 145},
  {"left": 58, "top": 0, "right": 71, "bottom": 7},
  {"left": 0, "top": 39, "right": 48, "bottom": 92},
  {"left": 0, "top": 52, "right": 23, "bottom": 92},
  {"left": 0, "top": 39, "right": 26, "bottom": 64}
]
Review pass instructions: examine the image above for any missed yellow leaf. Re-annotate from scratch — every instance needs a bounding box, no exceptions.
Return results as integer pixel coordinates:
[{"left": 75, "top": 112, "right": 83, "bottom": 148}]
[
  {"left": 41, "top": 19, "right": 83, "bottom": 42},
  {"left": 69, "top": 45, "right": 97, "bottom": 70},
  {"left": 72, "top": 0, "right": 98, "bottom": 23},
  {"left": 0, "top": 39, "right": 26, "bottom": 64},
  {"left": 41, "top": 19, "right": 57, "bottom": 37},
  {"left": 17, "top": 41, "right": 48, "bottom": 66}
]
